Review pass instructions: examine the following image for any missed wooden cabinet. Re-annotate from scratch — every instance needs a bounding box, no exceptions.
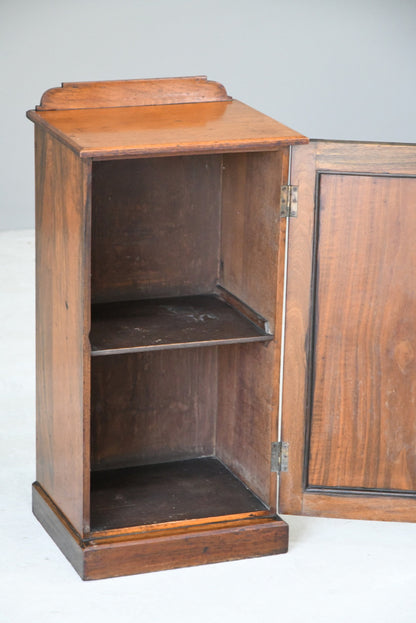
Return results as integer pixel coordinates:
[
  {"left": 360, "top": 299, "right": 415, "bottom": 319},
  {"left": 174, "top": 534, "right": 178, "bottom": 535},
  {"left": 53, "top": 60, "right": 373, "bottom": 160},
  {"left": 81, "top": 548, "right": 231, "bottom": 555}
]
[{"left": 27, "top": 77, "right": 416, "bottom": 580}]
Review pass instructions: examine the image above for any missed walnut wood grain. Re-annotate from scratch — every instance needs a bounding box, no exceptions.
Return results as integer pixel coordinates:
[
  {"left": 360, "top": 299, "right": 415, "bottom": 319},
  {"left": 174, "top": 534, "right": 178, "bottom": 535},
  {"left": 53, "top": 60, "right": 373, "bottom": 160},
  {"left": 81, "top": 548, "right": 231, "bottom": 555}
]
[
  {"left": 309, "top": 173, "right": 416, "bottom": 491},
  {"left": 91, "top": 349, "right": 216, "bottom": 470},
  {"left": 90, "top": 458, "right": 268, "bottom": 531},
  {"left": 32, "top": 483, "right": 85, "bottom": 577},
  {"left": 220, "top": 151, "right": 285, "bottom": 325},
  {"left": 33, "top": 482, "right": 288, "bottom": 580},
  {"left": 91, "top": 155, "right": 221, "bottom": 303},
  {"left": 27, "top": 100, "right": 307, "bottom": 159},
  {"left": 280, "top": 140, "right": 416, "bottom": 521},
  {"left": 217, "top": 149, "right": 289, "bottom": 507},
  {"left": 90, "top": 295, "right": 272, "bottom": 355},
  {"left": 28, "top": 77, "right": 300, "bottom": 578},
  {"left": 36, "top": 76, "right": 231, "bottom": 110},
  {"left": 217, "top": 342, "right": 278, "bottom": 505},
  {"left": 35, "top": 127, "right": 91, "bottom": 534},
  {"left": 314, "top": 140, "right": 416, "bottom": 175},
  {"left": 292, "top": 488, "right": 416, "bottom": 522},
  {"left": 83, "top": 518, "right": 287, "bottom": 580}
]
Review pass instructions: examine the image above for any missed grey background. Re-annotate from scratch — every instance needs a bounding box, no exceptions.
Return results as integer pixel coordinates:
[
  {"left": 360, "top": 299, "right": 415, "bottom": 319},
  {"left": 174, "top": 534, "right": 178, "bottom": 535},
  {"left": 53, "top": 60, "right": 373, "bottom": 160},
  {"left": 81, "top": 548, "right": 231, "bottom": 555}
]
[{"left": 2, "top": 0, "right": 415, "bottom": 230}]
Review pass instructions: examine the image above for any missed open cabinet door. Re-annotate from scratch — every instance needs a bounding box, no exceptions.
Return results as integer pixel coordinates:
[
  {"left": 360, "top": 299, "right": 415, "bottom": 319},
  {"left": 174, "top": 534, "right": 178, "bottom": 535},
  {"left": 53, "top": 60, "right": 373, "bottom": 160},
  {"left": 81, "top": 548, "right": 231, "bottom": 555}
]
[{"left": 279, "top": 140, "right": 416, "bottom": 522}]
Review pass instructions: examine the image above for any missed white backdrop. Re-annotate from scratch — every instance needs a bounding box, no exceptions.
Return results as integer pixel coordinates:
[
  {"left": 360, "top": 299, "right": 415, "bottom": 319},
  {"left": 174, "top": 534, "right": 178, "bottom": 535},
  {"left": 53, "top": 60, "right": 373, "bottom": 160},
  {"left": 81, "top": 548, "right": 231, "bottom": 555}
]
[{"left": 1, "top": 0, "right": 415, "bottom": 229}]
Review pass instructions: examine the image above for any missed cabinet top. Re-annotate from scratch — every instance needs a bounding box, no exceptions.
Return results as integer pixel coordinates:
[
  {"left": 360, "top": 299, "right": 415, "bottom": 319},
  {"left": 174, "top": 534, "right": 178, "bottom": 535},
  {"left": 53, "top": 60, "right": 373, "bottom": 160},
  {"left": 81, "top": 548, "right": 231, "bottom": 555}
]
[{"left": 27, "top": 77, "right": 307, "bottom": 159}]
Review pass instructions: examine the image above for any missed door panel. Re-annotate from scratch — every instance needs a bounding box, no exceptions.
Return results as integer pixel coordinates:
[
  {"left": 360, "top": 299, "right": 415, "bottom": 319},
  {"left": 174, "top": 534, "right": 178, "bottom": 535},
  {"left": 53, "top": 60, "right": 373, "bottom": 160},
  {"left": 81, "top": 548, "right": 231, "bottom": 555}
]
[{"left": 279, "top": 141, "right": 416, "bottom": 521}]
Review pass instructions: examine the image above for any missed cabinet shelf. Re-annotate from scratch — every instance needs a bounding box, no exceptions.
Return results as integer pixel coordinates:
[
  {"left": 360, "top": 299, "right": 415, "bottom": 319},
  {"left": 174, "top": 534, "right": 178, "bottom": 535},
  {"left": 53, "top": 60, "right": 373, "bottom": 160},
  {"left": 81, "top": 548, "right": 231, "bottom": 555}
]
[
  {"left": 90, "top": 294, "right": 272, "bottom": 356},
  {"left": 90, "top": 457, "right": 269, "bottom": 532}
]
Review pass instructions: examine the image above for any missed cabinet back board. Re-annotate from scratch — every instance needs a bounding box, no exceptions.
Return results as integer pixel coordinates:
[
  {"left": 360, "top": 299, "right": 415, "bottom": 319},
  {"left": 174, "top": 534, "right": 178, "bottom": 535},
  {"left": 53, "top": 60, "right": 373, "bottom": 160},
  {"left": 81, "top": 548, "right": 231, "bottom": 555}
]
[{"left": 91, "top": 155, "right": 222, "bottom": 303}]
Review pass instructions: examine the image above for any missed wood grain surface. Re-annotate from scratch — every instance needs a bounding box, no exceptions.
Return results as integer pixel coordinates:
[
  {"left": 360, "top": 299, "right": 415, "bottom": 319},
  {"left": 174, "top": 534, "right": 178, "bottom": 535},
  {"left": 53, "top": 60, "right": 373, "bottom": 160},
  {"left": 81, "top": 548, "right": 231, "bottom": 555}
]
[
  {"left": 33, "top": 482, "right": 287, "bottom": 580},
  {"left": 36, "top": 76, "right": 232, "bottom": 110},
  {"left": 83, "top": 518, "right": 287, "bottom": 580},
  {"left": 280, "top": 140, "right": 416, "bottom": 521},
  {"left": 90, "top": 457, "right": 268, "bottom": 530},
  {"left": 90, "top": 295, "right": 272, "bottom": 355},
  {"left": 217, "top": 342, "right": 278, "bottom": 505},
  {"left": 28, "top": 78, "right": 299, "bottom": 577},
  {"left": 35, "top": 127, "right": 91, "bottom": 534},
  {"left": 91, "top": 349, "right": 217, "bottom": 470},
  {"left": 309, "top": 172, "right": 416, "bottom": 491},
  {"left": 27, "top": 100, "right": 307, "bottom": 159},
  {"left": 91, "top": 155, "right": 221, "bottom": 303},
  {"left": 217, "top": 149, "right": 289, "bottom": 507},
  {"left": 221, "top": 150, "right": 286, "bottom": 333}
]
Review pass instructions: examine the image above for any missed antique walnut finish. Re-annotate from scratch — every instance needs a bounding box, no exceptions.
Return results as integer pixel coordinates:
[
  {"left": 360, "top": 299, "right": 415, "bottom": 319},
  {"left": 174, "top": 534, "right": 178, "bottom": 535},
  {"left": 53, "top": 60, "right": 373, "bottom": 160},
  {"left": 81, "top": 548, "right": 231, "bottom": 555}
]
[
  {"left": 279, "top": 141, "right": 416, "bottom": 522},
  {"left": 29, "top": 77, "right": 416, "bottom": 580},
  {"left": 34, "top": 127, "right": 91, "bottom": 534},
  {"left": 29, "top": 77, "right": 306, "bottom": 579}
]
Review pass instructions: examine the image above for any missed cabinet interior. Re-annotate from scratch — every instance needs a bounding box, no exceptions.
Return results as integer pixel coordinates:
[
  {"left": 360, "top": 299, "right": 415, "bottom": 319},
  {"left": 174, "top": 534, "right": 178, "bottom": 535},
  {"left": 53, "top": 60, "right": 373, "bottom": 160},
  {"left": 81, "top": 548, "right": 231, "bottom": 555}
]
[{"left": 89, "top": 150, "right": 283, "bottom": 532}]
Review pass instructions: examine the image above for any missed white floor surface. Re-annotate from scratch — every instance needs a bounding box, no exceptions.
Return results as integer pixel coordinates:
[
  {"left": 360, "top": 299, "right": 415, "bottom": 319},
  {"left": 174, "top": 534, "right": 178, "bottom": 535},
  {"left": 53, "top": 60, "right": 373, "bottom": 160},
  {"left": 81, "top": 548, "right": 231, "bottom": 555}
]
[{"left": 1, "top": 229, "right": 415, "bottom": 623}]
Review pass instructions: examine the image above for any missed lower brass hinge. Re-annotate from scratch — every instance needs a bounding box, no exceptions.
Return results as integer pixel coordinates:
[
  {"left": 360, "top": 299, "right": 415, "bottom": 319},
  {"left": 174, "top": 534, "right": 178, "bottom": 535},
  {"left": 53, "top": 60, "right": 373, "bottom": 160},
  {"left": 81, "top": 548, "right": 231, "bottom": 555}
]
[
  {"left": 271, "top": 441, "right": 289, "bottom": 473},
  {"left": 280, "top": 185, "right": 298, "bottom": 218}
]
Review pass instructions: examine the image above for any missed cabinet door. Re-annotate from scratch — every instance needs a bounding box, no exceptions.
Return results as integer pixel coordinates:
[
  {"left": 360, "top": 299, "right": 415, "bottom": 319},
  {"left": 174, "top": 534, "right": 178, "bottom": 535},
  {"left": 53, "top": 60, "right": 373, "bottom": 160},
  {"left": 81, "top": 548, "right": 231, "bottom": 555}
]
[{"left": 280, "top": 140, "right": 416, "bottom": 521}]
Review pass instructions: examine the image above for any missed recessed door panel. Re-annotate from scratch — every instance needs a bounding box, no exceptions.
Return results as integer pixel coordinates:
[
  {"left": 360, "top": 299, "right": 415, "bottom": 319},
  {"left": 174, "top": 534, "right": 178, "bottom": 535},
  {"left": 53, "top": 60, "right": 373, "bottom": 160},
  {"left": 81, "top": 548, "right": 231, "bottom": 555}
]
[
  {"left": 309, "top": 172, "right": 416, "bottom": 492},
  {"left": 280, "top": 141, "right": 416, "bottom": 521}
]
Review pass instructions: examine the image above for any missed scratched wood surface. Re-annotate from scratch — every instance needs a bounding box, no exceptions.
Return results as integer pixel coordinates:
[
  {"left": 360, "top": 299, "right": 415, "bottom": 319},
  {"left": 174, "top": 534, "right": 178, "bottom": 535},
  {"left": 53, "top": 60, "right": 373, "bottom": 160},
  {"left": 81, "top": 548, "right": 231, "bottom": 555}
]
[
  {"left": 90, "top": 295, "right": 272, "bottom": 355},
  {"left": 280, "top": 140, "right": 416, "bottom": 521},
  {"left": 90, "top": 458, "right": 268, "bottom": 530}
]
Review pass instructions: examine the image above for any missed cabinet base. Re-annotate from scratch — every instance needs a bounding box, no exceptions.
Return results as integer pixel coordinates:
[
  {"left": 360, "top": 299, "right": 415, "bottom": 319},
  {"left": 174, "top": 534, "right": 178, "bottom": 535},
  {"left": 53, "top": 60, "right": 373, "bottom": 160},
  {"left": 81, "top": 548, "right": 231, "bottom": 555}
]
[{"left": 32, "top": 483, "right": 288, "bottom": 580}]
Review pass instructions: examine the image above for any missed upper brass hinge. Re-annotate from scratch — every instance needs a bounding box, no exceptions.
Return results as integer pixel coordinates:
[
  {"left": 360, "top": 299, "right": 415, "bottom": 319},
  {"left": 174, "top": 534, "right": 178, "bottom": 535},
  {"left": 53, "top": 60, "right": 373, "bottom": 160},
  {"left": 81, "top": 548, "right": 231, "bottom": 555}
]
[
  {"left": 271, "top": 441, "right": 289, "bottom": 473},
  {"left": 280, "top": 185, "right": 298, "bottom": 218}
]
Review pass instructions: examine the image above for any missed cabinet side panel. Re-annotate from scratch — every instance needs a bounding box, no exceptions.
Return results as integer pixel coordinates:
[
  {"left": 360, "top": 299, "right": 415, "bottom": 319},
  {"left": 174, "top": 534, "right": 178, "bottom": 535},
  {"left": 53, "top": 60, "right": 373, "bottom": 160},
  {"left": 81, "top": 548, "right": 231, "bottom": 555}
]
[
  {"left": 35, "top": 127, "right": 90, "bottom": 533},
  {"left": 220, "top": 151, "right": 284, "bottom": 329},
  {"left": 217, "top": 150, "right": 288, "bottom": 505},
  {"left": 216, "top": 343, "right": 277, "bottom": 504}
]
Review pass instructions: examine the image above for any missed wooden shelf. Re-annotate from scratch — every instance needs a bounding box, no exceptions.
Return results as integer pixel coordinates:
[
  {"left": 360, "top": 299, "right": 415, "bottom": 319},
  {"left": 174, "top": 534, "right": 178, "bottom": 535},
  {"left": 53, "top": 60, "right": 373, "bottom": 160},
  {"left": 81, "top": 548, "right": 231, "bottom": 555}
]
[
  {"left": 90, "top": 457, "right": 269, "bottom": 531},
  {"left": 90, "top": 294, "right": 272, "bottom": 356}
]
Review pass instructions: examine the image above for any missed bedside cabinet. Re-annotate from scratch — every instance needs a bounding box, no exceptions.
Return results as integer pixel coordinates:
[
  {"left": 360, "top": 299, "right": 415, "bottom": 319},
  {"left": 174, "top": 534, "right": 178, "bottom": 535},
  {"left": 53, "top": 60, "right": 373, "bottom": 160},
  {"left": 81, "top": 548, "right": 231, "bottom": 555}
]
[{"left": 27, "top": 76, "right": 416, "bottom": 580}]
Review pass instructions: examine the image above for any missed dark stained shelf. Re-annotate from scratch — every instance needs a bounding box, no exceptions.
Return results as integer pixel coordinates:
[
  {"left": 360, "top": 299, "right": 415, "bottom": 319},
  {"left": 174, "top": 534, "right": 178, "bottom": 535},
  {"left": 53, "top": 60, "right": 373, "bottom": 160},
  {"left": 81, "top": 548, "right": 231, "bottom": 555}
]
[
  {"left": 90, "top": 457, "right": 269, "bottom": 531},
  {"left": 90, "top": 294, "right": 272, "bottom": 356}
]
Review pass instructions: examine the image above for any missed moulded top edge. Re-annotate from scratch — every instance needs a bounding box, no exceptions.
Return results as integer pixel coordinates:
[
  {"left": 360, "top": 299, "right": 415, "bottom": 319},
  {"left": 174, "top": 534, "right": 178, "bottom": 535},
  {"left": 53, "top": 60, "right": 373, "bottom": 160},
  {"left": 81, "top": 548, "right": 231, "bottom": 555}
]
[{"left": 27, "top": 100, "right": 308, "bottom": 158}]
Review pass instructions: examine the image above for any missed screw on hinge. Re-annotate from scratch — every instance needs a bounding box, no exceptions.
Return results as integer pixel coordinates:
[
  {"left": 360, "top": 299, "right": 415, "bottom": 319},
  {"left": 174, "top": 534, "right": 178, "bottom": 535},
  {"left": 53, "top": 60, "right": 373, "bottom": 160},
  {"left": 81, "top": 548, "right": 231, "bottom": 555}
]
[
  {"left": 271, "top": 441, "right": 289, "bottom": 472},
  {"left": 280, "top": 185, "right": 298, "bottom": 218}
]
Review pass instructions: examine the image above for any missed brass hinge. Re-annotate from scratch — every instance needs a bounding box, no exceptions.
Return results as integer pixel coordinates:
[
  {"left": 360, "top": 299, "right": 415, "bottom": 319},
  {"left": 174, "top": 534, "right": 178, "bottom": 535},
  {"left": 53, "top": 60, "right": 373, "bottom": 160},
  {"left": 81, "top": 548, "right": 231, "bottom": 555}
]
[
  {"left": 271, "top": 441, "right": 289, "bottom": 473},
  {"left": 280, "top": 185, "right": 298, "bottom": 218}
]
